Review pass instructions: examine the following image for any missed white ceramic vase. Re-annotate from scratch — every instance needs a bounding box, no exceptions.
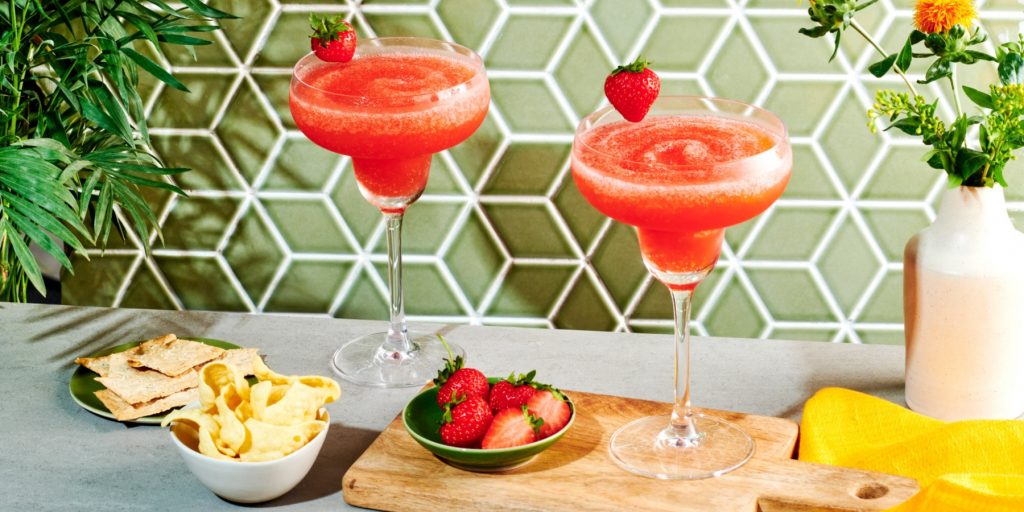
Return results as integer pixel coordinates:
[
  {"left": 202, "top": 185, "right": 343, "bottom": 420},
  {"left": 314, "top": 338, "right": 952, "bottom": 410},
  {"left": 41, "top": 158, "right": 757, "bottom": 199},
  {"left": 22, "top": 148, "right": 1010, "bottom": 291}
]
[{"left": 904, "top": 185, "right": 1024, "bottom": 421}]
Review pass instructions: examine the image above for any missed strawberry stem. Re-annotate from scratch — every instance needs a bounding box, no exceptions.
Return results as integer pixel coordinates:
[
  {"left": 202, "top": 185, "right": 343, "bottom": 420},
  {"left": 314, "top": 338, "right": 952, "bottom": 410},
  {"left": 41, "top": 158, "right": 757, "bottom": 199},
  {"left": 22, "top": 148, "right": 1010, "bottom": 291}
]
[
  {"left": 437, "top": 334, "right": 454, "bottom": 361},
  {"left": 308, "top": 14, "right": 351, "bottom": 42},
  {"left": 611, "top": 55, "right": 651, "bottom": 76}
]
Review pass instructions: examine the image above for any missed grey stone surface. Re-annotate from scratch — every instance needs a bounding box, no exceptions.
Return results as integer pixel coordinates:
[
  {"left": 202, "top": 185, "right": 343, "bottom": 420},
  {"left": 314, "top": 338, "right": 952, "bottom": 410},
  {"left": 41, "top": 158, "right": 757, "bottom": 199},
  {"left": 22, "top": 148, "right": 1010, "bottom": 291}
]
[{"left": 0, "top": 302, "right": 905, "bottom": 511}]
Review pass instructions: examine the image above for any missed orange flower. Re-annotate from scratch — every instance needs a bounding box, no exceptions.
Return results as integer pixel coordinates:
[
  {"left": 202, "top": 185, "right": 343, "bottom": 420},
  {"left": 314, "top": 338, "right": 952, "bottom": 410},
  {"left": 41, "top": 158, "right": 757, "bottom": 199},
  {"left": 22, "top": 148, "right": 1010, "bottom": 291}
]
[{"left": 914, "top": 0, "right": 976, "bottom": 34}]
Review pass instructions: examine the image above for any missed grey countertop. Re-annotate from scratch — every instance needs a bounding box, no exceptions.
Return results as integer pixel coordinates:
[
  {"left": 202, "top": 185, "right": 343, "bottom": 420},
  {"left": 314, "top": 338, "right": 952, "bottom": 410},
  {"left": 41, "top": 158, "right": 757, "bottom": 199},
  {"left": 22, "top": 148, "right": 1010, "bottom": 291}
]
[{"left": 0, "top": 302, "right": 905, "bottom": 511}]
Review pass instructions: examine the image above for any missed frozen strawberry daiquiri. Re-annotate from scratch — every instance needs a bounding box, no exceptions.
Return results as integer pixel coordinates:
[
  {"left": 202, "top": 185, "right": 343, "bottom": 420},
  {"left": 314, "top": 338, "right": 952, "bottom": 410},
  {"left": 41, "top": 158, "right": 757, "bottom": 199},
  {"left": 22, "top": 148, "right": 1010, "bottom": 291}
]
[
  {"left": 290, "top": 38, "right": 489, "bottom": 387},
  {"left": 572, "top": 97, "right": 791, "bottom": 479}
]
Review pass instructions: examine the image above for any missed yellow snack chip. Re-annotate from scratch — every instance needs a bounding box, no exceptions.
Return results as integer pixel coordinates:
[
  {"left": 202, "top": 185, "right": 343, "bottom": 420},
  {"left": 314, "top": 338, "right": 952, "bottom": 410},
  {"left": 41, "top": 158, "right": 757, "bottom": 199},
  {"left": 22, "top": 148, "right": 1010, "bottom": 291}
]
[{"left": 163, "top": 359, "right": 339, "bottom": 462}]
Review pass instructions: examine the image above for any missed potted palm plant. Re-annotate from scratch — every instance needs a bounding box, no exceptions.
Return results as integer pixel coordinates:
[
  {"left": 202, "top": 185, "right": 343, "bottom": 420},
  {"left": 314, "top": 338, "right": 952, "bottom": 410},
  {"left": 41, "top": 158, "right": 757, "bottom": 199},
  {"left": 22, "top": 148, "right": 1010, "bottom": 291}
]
[{"left": 0, "top": 0, "right": 234, "bottom": 302}]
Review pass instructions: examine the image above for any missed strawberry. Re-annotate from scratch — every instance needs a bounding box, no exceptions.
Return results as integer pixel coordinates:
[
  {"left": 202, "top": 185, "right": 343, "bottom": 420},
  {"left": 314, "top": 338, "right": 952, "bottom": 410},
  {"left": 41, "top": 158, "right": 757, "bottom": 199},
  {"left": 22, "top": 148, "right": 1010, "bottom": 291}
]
[
  {"left": 481, "top": 405, "right": 543, "bottom": 449},
  {"left": 439, "top": 396, "right": 493, "bottom": 448},
  {"left": 526, "top": 389, "right": 571, "bottom": 439},
  {"left": 309, "top": 14, "right": 356, "bottom": 63},
  {"left": 604, "top": 56, "right": 660, "bottom": 123},
  {"left": 433, "top": 335, "right": 490, "bottom": 408},
  {"left": 488, "top": 370, "right": 540, "bottom": 413}
]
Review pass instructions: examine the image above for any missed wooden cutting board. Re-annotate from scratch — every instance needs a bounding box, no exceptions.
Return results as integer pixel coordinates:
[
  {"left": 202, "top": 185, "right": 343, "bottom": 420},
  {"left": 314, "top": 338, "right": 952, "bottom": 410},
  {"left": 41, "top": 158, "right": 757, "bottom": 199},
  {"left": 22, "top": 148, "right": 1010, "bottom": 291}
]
[{"left": 342, "top": 390, "right": 918, "bottom": 511}]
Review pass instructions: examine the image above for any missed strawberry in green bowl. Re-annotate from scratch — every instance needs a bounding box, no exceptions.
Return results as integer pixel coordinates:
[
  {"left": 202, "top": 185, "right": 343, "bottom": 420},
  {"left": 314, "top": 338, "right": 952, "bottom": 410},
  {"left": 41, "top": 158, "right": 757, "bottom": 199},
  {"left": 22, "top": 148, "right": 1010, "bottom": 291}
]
[{"left": 403, "top": 371, "right": 575, "bottom": 472}]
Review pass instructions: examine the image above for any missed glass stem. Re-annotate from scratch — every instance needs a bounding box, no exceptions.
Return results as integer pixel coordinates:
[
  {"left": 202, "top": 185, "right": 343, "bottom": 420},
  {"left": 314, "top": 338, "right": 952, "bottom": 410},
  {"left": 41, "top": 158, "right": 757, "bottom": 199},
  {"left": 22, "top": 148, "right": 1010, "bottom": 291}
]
[
  {"left": 669, "top": 288, "right": 700, "bottom": 440},
  {"left": 382, "top": 212, "right": 411, "bottom": 354}
]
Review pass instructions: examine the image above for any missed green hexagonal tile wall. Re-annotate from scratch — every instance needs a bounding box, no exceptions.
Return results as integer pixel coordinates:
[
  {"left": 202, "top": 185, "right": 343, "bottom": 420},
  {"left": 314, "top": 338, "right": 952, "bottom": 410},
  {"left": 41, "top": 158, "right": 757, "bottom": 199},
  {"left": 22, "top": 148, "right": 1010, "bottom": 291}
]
[{"left": 61, "top": 0, "right": 1024, "bottom": 346}]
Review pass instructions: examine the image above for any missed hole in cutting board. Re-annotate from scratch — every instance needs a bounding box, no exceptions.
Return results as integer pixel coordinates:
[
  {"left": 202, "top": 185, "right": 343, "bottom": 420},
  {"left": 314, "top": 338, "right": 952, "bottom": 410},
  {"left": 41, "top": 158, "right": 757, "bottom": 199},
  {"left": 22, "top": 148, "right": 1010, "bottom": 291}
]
[{"left": 853, "top": 482, "right": 889, "bottom": 500}]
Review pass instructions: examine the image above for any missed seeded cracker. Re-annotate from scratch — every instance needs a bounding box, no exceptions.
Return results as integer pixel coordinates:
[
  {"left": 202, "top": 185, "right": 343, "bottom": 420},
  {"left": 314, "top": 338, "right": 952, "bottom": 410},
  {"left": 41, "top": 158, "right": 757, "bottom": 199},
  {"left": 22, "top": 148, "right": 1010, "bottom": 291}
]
[
  {"left": 95, "top": 352, "right": 198, "bottom": 405},
  {"left": 95, "top": 388, "right": 198, "bottom": 422},
  {"left": 127, "top": 334, "right": 225, "bottom": 377}
]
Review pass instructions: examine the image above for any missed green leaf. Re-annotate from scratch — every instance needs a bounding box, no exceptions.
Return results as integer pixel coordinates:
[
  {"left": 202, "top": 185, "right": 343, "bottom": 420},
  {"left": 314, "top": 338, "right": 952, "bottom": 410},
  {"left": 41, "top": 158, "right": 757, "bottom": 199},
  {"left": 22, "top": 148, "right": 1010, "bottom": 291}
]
[
  {"left": 896, "top": 36, "right": 914, "bottom": 72},
  {"left": 178, "top": 0, "right": 238, "bottom": 19},
  {"left": 3, "top": 226, "right": 45, "bottom": 296},
  {"left": 886, "top": 117, "right": 920, "bottom": 136},
  {"left": 922, "top": 58, "right": 951, "bottom": 84},
  {"left": 965, "top": 50, "right": 996, "bottom": 62},
  {"left": 910, "top": 30, "right": 926, "bottom": 45},
  {"left": 869, "top": 54, "right": 898, "bottom": 78},
  {"left": 954, "top": 148, "right": 989, "bottom": 182},
  {"left": 999, "top": 53, "right": 1024, "bottom": 85},
  {"left": 962, "top": 85, "right": 993, "bottom": 109},
  {"left": 157, "top": 34, "right": 212, "bottom": 46},
  {"left": 122, "top": 47, "right": 190, "bottom": 92}
]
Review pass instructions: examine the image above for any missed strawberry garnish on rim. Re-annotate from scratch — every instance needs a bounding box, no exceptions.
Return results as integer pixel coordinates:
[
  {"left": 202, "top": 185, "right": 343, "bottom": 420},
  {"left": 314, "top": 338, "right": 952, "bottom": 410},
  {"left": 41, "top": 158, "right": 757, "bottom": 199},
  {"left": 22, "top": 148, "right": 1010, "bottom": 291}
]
[
  {"left": 309, "top": 14, "right": 356, "bottom": 63},
  {"left": 604, "top": 56, "right": 661, "bottom": 123}
]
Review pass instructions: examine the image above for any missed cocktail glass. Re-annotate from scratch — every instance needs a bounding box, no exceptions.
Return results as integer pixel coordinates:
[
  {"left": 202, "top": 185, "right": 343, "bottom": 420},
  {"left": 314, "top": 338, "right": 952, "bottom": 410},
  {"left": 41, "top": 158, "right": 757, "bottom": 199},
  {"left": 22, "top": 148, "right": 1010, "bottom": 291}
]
[
  {"left": 571, "top": 96, "right": 792, "bottom": 479},
  {"left": 289, "top": 37, "right": 490, "bottom": 387}
]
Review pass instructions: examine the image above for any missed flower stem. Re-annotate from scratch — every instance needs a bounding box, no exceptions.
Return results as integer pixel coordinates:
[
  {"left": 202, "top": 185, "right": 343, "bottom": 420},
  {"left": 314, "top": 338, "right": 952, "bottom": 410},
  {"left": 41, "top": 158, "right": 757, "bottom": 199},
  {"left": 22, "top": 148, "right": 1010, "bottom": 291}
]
[
  {"left": 850, "top": 19, "right": 920, "bottom": 98},
  {"left": 949, "top": 65, "right": 964, "bottom": 117}
]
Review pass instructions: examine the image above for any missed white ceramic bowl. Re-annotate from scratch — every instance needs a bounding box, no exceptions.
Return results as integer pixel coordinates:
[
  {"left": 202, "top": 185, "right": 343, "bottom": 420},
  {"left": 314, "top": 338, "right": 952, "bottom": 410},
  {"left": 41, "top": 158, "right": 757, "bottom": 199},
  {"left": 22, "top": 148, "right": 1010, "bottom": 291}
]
[{"left": 167, "top": 411, "right": 328, "bottom": 503}]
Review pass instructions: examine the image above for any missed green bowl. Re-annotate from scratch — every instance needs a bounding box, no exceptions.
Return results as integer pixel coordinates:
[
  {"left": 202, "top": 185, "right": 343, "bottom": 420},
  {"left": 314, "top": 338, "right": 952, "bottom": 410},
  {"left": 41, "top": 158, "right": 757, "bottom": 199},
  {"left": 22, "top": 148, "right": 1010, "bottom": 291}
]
[{"left": 402, "top": 379, "right": 575, "bottom": 472}]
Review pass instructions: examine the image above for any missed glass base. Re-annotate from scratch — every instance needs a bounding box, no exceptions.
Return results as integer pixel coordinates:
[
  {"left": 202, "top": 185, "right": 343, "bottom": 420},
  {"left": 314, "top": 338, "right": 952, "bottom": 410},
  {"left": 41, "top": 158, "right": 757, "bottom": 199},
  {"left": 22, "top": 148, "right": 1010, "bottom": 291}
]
[
  {"left": 330, "top": 330, "right": 464, "bottom": 388},
  {"left": 608, "top": 413, "right": 754, "bottom": 480}
]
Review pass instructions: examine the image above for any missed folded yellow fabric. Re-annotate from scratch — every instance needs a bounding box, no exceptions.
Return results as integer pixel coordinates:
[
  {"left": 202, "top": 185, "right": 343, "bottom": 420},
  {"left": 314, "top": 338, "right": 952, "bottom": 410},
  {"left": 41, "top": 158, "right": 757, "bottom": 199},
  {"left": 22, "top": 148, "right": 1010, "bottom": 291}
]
[{"left": 799, "top": 387, "right": 1024, "bottom": 511}]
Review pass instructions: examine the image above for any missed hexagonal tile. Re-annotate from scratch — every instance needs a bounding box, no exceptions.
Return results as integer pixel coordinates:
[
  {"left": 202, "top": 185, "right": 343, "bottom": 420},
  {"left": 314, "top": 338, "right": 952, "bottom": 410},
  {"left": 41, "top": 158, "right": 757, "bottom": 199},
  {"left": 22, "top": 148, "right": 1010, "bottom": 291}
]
[
  {"left": 590, "top": 222, "right": 647, "bottom": 311},
  {"left": 261, "top": 137, "right": 342, "bottom": 191},
  {"left": 553, "top": 271, "right": 617, "bottom": 331},
  {"left": 120, "top": 264, "right": 178, "bottom": 310},
  {"left": 702, "top": 275, "right": 767, "bottom": 339},
  {"left": 747, "top": 15, "right": 840, "bottom": 74},
  {"left": 817, "top": 217, "right": 883, "bottom": 313},
  {"left": 210, "top": 0, "right": 276, "bottom": 62},
  {"left": 746, "top": 268, "right": 835, "bottom": 322},
  {"left": 261, "top": 198, "right": 354, "bottom": 253},
  {"left": 769, "top": 328, "right": 840, "bottom": 343},
  {"left": 160, "top": 25, "right": 234, "bottom": 68},
  {"left": 152, "top": 135, "right": 243, "bottom": 192},
  {"left": 62, "top": 255, "right": 135, "bottom": 307},
  {"left": 482, "top": 142, "right": 569, "bottom": 195},
  {"left": 553, "top": 25, "right": 611, "bottom": 118},
  {"left": 481, "top": 203, "right": 575, "bottom": 258},
  {"left": 449, "top": 112, "right": 504, "bottom": 188},
  {"left": 764, "top": 81, "right": 845, "bottom": 138},
  {"left": 373, "top": 202, "right": 463, "bottom": 254},
  {"left": 488, "top": 15, "right": 573, "bottom": 70},
  {"left": 265, "top": 261, "right": 352, "bottom": 313},
  {"left": 362, "top": 13, "right": 443, "bottom": 39},
  {"left": 490, "top": 79, "right": 574, "bottom": 133},
  {"left": 553, "top": 175, "right": 605, "bottom": 251},
  {"left": 861, "top": 146, "right": 944, "bottom": 200},
  {"left": 251, "top": 73, "right": 294, "bottom": 129},
  {"left": 860, "top": 208, "right": 931, "bottom": 262},
  {"left": 704, "top": 26, "right": 769, "bottom": 103},
  {"left": 857, "top": 270, "right": 904, "bottom": 323},
  {"left": 330, "top": 163, "right": 382, "bottom": 247},
  {"left": 487, "top": 264, "right": 576, "bottom": 317},
  {"left": 253, "top": 11, "right": 354, "bottom": 68},
  {"left": 443, "top": 209, "right": 507, "bottom": 308},
  {"left": 437, "top": 0, "right": 500, "bottom": 51},
  {"left": 589, "top": 0, "right": 651, "bottom": 61},
  {"left": 745, "top": 207, "right": 838, "bottom": 261},
  {"left": 644, "top": 15, "right": 727, "bottom": 73},
  {"left": 156, "top": 256, "right": 248, "bottom": 311},
  {"left": 215, "top": 78, "right": 282, "bottom": 185},
  {"left": 161, "top": 196, "right": 241, "bottom": 251},
  {"left": 781, "top": 145, "right": 842, "bottom": 200},
  {"left": 148, "top": 73, "right": 236, "bottom": 129},
  {"left": 820, "top": 95, "right": 883, "bottom": 194},
  {"left": 224, "top": 206, "right": 285, "bottom": 305},
  {"left": 336, "top": 268, "right": 388, "bottom": 320}
]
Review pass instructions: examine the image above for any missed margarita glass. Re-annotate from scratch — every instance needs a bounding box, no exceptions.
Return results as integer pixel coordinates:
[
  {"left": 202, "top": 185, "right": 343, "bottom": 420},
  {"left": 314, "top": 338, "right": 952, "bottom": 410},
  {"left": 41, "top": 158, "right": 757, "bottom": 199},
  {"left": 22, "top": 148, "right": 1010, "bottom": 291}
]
[
  {"left": 290, "top": 37, "right": 490, "bottom": 387},
  {"left": 571, "top": 96, "right": 792, "bottom": 479}
]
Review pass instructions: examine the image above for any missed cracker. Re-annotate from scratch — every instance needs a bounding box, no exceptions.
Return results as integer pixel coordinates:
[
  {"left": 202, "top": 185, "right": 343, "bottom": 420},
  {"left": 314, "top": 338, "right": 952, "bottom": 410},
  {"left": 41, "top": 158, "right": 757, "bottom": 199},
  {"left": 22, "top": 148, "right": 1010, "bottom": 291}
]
[
  {"left": 217, "top": 348, "right": 260, "bottom": 376},
  {"left": 74, "top": 346, "right": 141, "bottom": 377},
  {"left": 96, "top": 354, "right": 199, "bottom": 405},
  {"left": 95, "top": 387, "right": 198, "bottom": 421},
  {"left": 127, "top": 335, "right": 225, "bottom": 377}
]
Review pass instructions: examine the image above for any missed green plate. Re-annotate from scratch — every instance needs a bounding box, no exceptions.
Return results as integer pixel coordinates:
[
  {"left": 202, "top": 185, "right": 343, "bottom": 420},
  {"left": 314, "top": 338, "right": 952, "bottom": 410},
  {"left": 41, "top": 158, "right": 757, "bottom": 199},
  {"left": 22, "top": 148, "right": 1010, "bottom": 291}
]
[
  {"left": 402, "top": 378, "right": 575, "bottom": 472},
  {"left": 69, "top": 337, "right": 241, "bottom": 425}
]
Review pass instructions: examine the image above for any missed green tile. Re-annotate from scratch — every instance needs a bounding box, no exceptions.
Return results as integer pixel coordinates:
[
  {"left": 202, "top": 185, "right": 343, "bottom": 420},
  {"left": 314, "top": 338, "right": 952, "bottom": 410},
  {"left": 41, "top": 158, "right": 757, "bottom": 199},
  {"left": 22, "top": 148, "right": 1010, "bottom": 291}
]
[
  {"left": 862, "top": 147, "right": 944, "bottom": 200},
  {"left": 490, "top": 79, "right": 573, "bottom": 133},
  {"left": 161, "top": 197, "right": 241, "bottom": 251},
  {"left": 375, "top": 262, "right": 464, "bottom": 316},
  {"left": 857, "top": 329, "right": 906, "bottom": 345},
  {"left": 152, "top": 135, "right": 242, "bottom": 192},
  {"left": 590, "top": 0, "right": 652, "bottom": 61},
  {"left": 62, "top": 255, "right": 134, "bottom": 306},
  {"left": 210, "top": 0, "right": 275, "bottom": 61},
  {"left": 482, "top": 142, "right": 569, "bottom": 195},
  {"left": 223, "top": 207, "right": 284, "bottom": 304},
  {"left": 781, "top": 145, "right": 841, "bottom": 200},
  {"left": 703, "top": 276, "right": 766, "bottom": 339},
  {"left": 724, "top": 213, "right": 760, "bottom": 252},
  {"left": 836, "top": 2, "right": 886, "bottom": 68},
  {"left": 148, "top": 73, "right": 235, "bottom": 129},
  {"left": 120, "top": 265, "right": 178, "bottom": 310},
  {"left": 505, "top": 0, "right": 574, "bottom": 5},
  {"left": 336, "top": 269, "right": 388, "bottom": 320},
  {"left": 659, "top": 0, "right": 728, "bottom": 5},
  {"left": 590, "top": 222, "right": 646, "bottom": 311},
  {"left": 553, "top": 272, "right": 617, "bottom": 331},
  {"left": 375, "top": 202, "right": 462, "bottom": 254},
  {"left": 746, "top": 269, "right": 834, "bottom": 322},
  {"left": 768, "top": 328, "right": 837, "bottom": 342},
  {"left": 818, "top": 218, "right": 881, "bottom": 313},
  {"left": 747, "top": 16, "right": 842, "bottom": 74},
  {"left": 488, "top": 265, "right": 575, "bottom": 317},
  {"left": 262, "top": 199, "right": 353, "bottom": 253},
  {"left": 160, "top": 24, "right": 234, "bottom": 67},
  {"left": 705, "top": 27, "right": 767, "bottom": 103},
  {"left": 216, "top": 79, "right": 282, "bottom": 185},
  {"left": 488, "top": 15, "right": 572, "bottom": 70},
  {"left": 331, "top": 164, "right": 383, "bottom": 247},
  {"left": 628, "top": 324, "right": 673, "bottom": 335},
  {"left": 156, "top": 256, "right": 248, "bottom": 311},
  {"left": 253, "top": 11, "right": 355, "bottom": 68},
  {"left": 437, "top": 0, "right": 500, "bottom": 51},
  {"left": 821, "top": 96, "right": 882, "bottom": 194},
  {"left": 553, "top": 176, "right": 606, "bottom": 251},
  {"left": 252, "top": 74, "right": 294, "bottom": 129},
  {"left": 631, "top": 279, "right": 671, "bottom": 321},
  {"left": 860, "top": 209, "right": 930, "bottom": 262},
  {"left": 262, "top": 137, "right": 341, "bottom": 191},
  {"left": 857, "top": 270, "right": 904, "bottom": 323},
  {"left": 644, "top": 15, "right": 727, "bottom": 72},
  {"left": 265, "top": 261, "right": 352, "bottom": 313},
  {"left": 443, "top": 210, "right": 506, "bottom": 307},
  {"left": 423, "top": 154, "right": 463, "bottom": 195},
  {"left": 746, "top": 207, "right": 837, "bottom": 260},
  {"left": 482, "top": 203, "right": 575, "bottom": 258},
  {"left": 362, "top": 13, "right": 442, "bottom": 38},
  {"left": 764, "top": 81, "right": 844, "bottom": 138},
  {"left": 449, "top": 112, "right": 503, "bottom": 188},
  {"left": 554, "top": 25, "right": 611, "bottom": 118},
  {"left": 660, "top": 78, "right": 707, "bottom": 96}
]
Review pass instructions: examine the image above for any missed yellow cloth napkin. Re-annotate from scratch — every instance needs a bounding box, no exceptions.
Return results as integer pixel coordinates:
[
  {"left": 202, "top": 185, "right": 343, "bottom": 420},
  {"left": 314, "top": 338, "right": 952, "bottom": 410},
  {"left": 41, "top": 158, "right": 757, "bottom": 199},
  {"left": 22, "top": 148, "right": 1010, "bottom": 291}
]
[{"left": 799, "top": 388, "right": 1024, "bottom": 511}]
